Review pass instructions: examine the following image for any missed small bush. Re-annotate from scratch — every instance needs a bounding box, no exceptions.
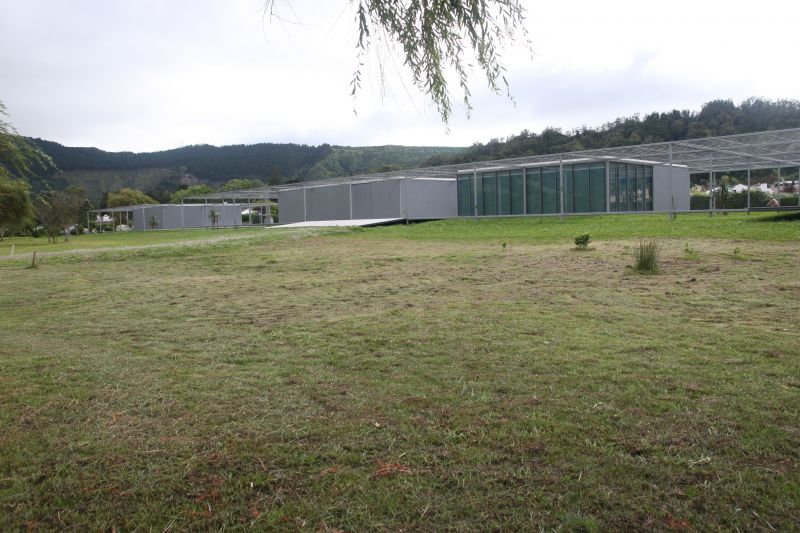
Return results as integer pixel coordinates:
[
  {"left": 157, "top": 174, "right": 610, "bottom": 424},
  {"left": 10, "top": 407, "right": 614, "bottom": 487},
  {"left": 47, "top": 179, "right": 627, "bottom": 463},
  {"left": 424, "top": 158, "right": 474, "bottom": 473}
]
[
  {"left": 633, "top": 240, "right": 660, "bottom": 273},
  {"left": 683, "top": 242, "right": 700, "bottom": 260},
  {"left": 574, "top": 234, "right": 591, "bottom": 250}
]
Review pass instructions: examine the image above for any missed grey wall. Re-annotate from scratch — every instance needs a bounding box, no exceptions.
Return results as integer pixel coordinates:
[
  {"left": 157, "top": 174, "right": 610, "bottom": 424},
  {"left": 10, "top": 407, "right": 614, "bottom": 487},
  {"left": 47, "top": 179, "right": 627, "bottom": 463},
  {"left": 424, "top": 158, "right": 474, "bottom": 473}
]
[
  {"left": 403, "top": 178, "right": 458, "bottom": 219},
  {"left": 132, "top": 204, "right": 244, "bottom": 230},
  {"left": 653, "top": 165, "right": 690, "bottom": 212},
  {"left": 352, "top": 179, "right": 403, "bottom": 219},
  {"left": 306, "top": 184, "right": 351, "bottom": 221},
  {"left": 277, "top": 189, "right": 306, "bottom": 224}
]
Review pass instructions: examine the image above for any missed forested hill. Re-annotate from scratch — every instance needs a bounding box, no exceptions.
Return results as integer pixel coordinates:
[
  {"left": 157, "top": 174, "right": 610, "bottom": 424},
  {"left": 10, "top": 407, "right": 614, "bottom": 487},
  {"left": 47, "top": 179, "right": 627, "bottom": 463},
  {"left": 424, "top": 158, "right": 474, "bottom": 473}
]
[
  {"left": 424, "top": 98, "right": 800, "bottom": 166},
  {"left": 26, "top": 141, "right": 466, "bottom": 204},
  {"left": 30, "top": 140, "right": 333, "bottom": 182}
]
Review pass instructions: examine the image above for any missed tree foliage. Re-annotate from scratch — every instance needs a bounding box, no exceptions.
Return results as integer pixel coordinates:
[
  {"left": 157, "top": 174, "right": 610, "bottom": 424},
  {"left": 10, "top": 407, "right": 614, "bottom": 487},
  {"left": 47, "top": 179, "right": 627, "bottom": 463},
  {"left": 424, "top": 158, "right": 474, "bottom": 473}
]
[
  {"left": 0, "top": 101, "right": 54, "bottom": 238},
  {"left": 265, "top": 0, "right": 529, "bottom": 123},
  {"left": 0, "top": 101, "right": 54, "bottom": 179},
  {"left": 169, "top": 185, "right": 214, "bottom": 203},
  {"left": 0, "top": 175, "right": 34, "bottom": 240},
  {"left": 34, "top": 187, "right": 88, "bottom": 242},
  {"left": 426, "top": 98, "right": 800, "bottom": 165},
  {"left": 107, "top": 188, "right": 159, "bottom": 208},
  {"left": 219, "top": 178, "right": 264, "bottom": 192}
]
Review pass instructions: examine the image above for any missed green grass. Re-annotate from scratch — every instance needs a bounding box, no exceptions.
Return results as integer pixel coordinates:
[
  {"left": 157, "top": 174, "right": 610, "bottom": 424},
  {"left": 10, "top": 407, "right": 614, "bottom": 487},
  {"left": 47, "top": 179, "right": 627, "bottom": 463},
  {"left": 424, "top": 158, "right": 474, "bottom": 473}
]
[
  {"left": 373, "top": 212, "right": 800, "bottom": 243},
  {"left": 0, "top": 227, "right": 266, "bottom": 256},
  {"left": 1, "top": 214, "right": 799, "bottom": 530}
]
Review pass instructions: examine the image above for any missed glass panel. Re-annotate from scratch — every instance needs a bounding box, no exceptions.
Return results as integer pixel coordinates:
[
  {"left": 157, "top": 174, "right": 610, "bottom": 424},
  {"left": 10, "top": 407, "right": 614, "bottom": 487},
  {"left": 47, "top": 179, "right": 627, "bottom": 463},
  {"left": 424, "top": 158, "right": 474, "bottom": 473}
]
[
  {"left": 525, "top": 168, "right": 542, "bottom": 214},
  {"left": 618, "top": 163, "right": 628, "bottom": 211},
  {"left": 510, "top": 170, "right": 524, "bottom": 215},
  {"left": 589, "top": 163, "right": 606, "bottom": 212},
  {"left": 644, "top": 166, "right": 653, "bottom": 211},
  {"left": 497, "top": 171, "right": 511, "bottom": 215},
  {"left": 572, "top": 163, "right": 590, "bottom": 213},
  {"left": 627, "top": 164, "right": 637, "bottom": 211},
  {"left": 564, "top": 166, "right": 574, "bottom": 213},
  {"left": 541, "top": 167, "right": 559, "bottom": 214},
  {"left": 475, "top": 174, "right": 484, "bottom": 215},
  {"left": 457, "top": 176, "right": 472, "bottom": 216},
  {"left": 482, "top": 172, "right": 498, "bottom": 216},
  {"left": 609, "top": 163, "right": 618, "bottom": 212},
  {"left": 636, "top": 165, "right": 645, "bottom": 211}
]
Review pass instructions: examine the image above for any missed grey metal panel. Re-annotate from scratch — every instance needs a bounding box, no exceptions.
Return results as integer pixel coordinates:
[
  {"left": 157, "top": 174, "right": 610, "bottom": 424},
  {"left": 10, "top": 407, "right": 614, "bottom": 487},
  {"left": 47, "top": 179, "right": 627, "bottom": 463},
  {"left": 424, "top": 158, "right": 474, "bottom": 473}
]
[
  {"left": 351, "top": 182, "right": 373, "bottom": 219},
  {"left": 403, "top": 178, "right": 458, "bottom": 219},
  {"left": 306, "top": 184, "right": 351, "bottom": 221},
  {"left": 164, "top": 205, "right": 181, "bottom": 229},
  {"left": 142, "top": 206, "right": 163, "bottom": 230},
  {"left": 221, "top": 204, "right": 242, "bottom": 227},
  {"left": 367, "top": 179, "right": 402, "bottom": 219},
  {"left": 653, "top": 164, "right": 690, "bottom": 212},
  {"left": 278, "top": 189, "right": 306, "bottom": 224},
  {"left": 132, "top": 207, "right": 146, "bottom": 231}
]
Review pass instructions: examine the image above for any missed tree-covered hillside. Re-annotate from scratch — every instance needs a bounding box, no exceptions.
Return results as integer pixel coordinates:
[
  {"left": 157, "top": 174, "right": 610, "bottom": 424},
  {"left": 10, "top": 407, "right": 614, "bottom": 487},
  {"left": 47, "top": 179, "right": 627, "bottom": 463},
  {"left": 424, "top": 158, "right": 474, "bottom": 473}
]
[
  {"left": 424, "top": 98, "right": 800, "bottom": 166},
  {"left": 27, "top": 140, "right": 467, "bottom": 204}
]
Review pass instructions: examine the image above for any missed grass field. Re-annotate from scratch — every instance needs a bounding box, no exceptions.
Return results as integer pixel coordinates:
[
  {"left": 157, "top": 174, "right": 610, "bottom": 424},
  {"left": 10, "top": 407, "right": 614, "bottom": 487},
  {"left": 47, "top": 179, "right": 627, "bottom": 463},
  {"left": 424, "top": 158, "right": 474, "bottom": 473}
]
[
  {"left": 0, "top": 227, "right": 266, "bottom": 257},
  {"left": 1, "top": 213, "right": 798, "bottom": 530}
]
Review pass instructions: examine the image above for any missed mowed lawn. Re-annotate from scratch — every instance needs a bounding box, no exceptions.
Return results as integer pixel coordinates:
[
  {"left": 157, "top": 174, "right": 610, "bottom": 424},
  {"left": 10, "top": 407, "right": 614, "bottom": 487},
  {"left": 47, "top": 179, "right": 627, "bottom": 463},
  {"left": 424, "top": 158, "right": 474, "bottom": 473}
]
[{"left": 1, "top": 213, "right": 798, "bottom": 531}]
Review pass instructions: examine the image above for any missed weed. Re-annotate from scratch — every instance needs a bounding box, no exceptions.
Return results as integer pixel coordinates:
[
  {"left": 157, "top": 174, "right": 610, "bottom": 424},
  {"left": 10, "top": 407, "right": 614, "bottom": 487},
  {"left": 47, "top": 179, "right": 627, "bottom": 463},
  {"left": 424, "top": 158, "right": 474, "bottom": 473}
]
[
  {"left": 632, "top": 240, "right": 660, "bottom": 273},
  {"left": 683, "top": 242, "right": 700, "bottom": 260}
]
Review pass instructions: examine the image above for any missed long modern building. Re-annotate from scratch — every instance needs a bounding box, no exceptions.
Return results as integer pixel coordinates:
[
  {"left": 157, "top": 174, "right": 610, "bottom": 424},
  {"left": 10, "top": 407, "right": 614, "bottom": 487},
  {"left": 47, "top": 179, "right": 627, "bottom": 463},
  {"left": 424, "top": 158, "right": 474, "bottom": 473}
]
[
  {"left": 276, "top": 158, "right": 689, "bottom": 223},
  {"left": 192, "top": 128, "right": 800, "bottom": 224}
]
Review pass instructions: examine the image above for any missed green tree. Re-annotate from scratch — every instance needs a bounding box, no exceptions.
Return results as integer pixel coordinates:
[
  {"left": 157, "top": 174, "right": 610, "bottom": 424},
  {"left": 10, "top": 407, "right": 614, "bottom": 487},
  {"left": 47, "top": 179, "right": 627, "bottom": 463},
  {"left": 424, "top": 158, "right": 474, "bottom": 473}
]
[
  {"left": 0, "top": 101, "right": 53, "bottom": 179},
  {"left": 107, "top": 188, "right": 159, "bottom": 208},
  {"left": 0, "top": 101, "right": 53, "bottom": 238},
  {"left": 265, "top": 0, "right": 530, "bottom": 123},
  {"left": 169, "top": 184, "right": 214, "bottom": 203},
  {"left": 219, "top": 178, "right": 264, "bottom": 192},
  {"left": 34, "top": 187, "right": 88, "bottom": 242},
  {"left": 0, "top": 176, "right": 34, "bottom": 240}
]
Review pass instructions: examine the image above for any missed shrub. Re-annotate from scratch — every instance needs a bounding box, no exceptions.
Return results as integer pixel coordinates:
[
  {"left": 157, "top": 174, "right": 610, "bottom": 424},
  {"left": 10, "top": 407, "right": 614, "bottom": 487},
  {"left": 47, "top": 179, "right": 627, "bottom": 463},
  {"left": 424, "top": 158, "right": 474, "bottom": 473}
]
[
  {"left": 574, "top": 234, "right": 591, "bottom": 250},
  {"left": 632, "top": 240, "right": 660, "bottom": 273},
  {"left": 779, "top": 196, "right": 799, "bottom": 207},
  {"left": 690, "top": 190, "right": 774, "bottom": 210}
]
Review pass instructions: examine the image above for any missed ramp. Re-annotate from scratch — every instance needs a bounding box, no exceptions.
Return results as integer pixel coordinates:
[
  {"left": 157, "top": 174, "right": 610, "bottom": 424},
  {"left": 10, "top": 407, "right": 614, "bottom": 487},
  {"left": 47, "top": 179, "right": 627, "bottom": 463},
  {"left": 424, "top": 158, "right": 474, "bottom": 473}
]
[{"left": 271, "top": 218, "right": 403, "bottom": 228}]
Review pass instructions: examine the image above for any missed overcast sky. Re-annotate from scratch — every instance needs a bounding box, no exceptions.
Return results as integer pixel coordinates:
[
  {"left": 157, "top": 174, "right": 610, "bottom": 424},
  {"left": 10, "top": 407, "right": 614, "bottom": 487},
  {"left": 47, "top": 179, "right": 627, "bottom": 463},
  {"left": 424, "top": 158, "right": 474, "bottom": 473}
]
[{"left": 1, "top": 0, "right": 799, "bottom": 152}]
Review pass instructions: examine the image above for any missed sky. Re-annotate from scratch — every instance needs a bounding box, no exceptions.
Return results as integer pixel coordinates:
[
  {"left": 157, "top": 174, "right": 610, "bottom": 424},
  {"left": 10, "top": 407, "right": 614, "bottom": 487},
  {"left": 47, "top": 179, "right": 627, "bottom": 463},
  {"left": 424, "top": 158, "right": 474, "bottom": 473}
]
[{"left": 1, "top": 0, "right": 799, "bottom": 152}]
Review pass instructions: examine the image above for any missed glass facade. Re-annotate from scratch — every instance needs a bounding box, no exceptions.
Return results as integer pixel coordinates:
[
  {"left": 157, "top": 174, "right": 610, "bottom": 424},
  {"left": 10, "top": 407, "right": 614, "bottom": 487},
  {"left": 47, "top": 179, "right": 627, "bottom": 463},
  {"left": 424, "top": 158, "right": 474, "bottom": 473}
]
[
  {"left": 608, "top": 162, "right": 653, "bottom": 213},
  {"left": 456, "top": 161, "right": 654, "bottom": 216}
]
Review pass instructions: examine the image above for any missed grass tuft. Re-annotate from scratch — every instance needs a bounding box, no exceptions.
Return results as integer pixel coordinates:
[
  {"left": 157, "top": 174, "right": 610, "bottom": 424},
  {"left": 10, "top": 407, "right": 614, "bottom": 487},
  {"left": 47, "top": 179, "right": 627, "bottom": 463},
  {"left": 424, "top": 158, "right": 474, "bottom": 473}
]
[{"left": 632, "top": 240, "right": 660, "bottom": 273}]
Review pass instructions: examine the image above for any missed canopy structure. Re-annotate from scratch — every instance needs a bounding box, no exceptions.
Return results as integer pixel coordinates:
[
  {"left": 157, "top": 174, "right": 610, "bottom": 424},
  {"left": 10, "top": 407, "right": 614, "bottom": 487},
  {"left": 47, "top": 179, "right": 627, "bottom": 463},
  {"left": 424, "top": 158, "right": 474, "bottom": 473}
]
[{"left": 183, "top": 187, "right": 278, "bottom": 202}]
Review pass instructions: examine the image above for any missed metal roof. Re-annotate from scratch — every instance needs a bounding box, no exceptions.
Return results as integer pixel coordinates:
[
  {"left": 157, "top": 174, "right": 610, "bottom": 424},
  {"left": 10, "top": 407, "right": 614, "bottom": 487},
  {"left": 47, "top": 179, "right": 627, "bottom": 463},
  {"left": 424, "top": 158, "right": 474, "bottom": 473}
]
[
  {"left": 187, "top": 128, "right": 800, "bottom": 197},
  {"left": 89, "top": 203, "right": 245, "bottom": 213}
]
